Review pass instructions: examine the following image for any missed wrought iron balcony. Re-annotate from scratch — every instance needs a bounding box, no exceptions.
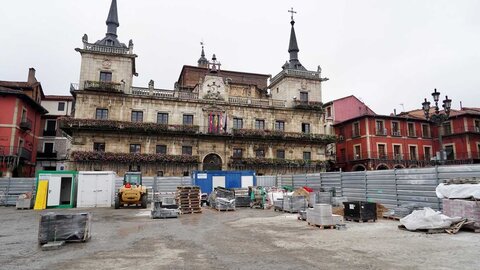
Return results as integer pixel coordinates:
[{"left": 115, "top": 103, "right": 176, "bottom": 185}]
[
  {"left": 43, "top": 129, "right": 57, "bottom": 136},
  {"left": 19, "top": 119, "right": 32, "bottom": 131},
  {"left": 292, "top": 100, "right": 323, "bottom": 111},
  {"left": 19, "top": 147, "right": 31, "bottom": 160},
  {"left": 391, "top": 130, "right": 401, "bottom": 137},
  {"left": 376, "top": 128, "right": 387, "bottom": 136},
  {"left": 37, "top": 151, "right": 58, "bottom": 159},
  {"left": 84, "top": 80, "right": 123, "bottom": 92}
]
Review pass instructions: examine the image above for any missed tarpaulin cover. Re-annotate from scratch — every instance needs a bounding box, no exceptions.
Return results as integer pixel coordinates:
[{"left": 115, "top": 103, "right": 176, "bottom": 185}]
[
  {"left": 38, "top": 212, "right": 92, "bottom": 245},
  {"left": 436, "top": 183, "right": 480, "bottom": 199},
  {"left": 400, "top": 207, "right": 462, "bottom": 230}
]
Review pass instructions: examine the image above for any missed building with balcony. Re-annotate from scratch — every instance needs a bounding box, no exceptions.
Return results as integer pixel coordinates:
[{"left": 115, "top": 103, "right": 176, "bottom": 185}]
[
  {"left": 36, "top": 95, "right": 74, "bottom": 171},
  {"left": 0, "top": 68, "right": 48, "bottom": 177},
  {"left": 333, "top": 104, "right": 480, "bottom": 171},
  {"left": 62, "top": 1, "right": 334, "bottom": 176}
]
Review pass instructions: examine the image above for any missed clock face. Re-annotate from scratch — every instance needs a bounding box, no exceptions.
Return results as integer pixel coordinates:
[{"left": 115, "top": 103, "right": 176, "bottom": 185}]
[{"left": 203, "top": 76, "right": 225, "bottom": 100}]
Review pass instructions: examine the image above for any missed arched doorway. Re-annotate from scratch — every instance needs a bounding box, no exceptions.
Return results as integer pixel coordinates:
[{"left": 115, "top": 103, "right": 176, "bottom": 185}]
[
  {"left": 352, "top": 164, "right": 366, "bottom": 171},
  {"left": 203, "top": 154, "right": 222, "bottom": 171},
  {"left": 376, "top": 164, "right": 389, "bottom": 170},
  {"left": 394, "top": 164, "right": 405, "bottom": 169}
]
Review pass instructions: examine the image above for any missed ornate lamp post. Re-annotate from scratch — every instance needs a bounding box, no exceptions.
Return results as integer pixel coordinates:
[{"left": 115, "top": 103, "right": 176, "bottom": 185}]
[{"left": 422, "top": 89, "right": 452, "bottom": 164}]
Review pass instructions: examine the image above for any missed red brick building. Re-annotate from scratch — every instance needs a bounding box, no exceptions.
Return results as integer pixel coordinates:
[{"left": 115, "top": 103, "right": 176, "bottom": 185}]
[
  {"left": 333, "top": 106, "right": 480, "bottom": 171},
  {"left": 0, "top": 68, "right": 48, "bottom": 177}
]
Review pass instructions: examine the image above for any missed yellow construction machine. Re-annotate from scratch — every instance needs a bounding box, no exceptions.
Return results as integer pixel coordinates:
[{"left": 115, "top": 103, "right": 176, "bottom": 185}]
[{"left": 114, "top": 172, "right": 148, "bottom": 209}]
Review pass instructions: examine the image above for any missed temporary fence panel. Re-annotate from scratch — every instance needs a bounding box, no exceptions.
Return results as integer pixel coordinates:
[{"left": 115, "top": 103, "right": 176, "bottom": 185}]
[
  {"left": 319, "top": 172, "right": 343, "bottom": 196},
  {"left": 0, "top": 177, "right": 36, "bottom": 206},
  {"left": 341, "top": 171, "right": 367, "bottom": 202},
  {"left": 256, "top": 175, "right": 276, "bottom": 187}
]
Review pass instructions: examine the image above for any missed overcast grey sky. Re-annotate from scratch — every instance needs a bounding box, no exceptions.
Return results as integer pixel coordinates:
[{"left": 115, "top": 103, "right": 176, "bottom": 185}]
[{"left": 1, "top": 0, "right": 479, "bottom": 115}]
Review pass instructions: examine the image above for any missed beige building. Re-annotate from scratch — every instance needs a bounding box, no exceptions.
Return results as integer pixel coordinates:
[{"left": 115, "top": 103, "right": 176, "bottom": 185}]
[
  {"left": 36, "top": 95, "right": 74, "bottom": 171},
  {"left": 61, "top": 1, "right": 335, "bottom": 176}
]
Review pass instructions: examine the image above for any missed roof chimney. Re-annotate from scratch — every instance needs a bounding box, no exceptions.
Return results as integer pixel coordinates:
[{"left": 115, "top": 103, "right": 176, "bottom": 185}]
[{"left": 28, "top": 68, "right": 37, "bottom": 83}]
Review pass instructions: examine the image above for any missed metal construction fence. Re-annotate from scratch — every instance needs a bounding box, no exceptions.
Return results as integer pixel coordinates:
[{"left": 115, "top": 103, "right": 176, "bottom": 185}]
[
  {"left": 0, "top": 178, "right": 36, "bottom": 206},
  {"left": 2, "top": 164, "right": 480, "bottom": 208},
  {"left": 257, "top": 164, "right": 480, "bottom": 210}
]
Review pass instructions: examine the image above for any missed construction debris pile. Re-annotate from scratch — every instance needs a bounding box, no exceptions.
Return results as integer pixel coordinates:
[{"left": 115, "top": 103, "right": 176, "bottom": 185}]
[{"left": 209, "top": 187, "right": 236, "bottom": 211}]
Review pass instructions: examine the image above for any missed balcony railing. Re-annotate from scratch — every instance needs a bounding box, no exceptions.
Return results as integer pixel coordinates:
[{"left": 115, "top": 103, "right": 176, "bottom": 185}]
[
  {"left": 19, "top": 119, "right": 32, "bottom": 131},
  {"left": 37, "top": 151, "right": 58, "bottom": 159},
  {"left": 83, "top": 43, "right": 131, "bottom": 54},
  {"left": 270, "top": 69, "right": 322, "bottom": 86},
  {"left": 19, "top": 147, "right": 31, "bottom": 160},
  {"left": 60, "top": 118, "right": 200, "bottom": 135},
  {"left": 292, "top": 100, "right": 323, "bottom": 111},
  {"left": 232, "top": 129, "right": 337, "bottom": 143},
  {"left": 228, "top": 96, "right": 286, "bottom": 108},
  {"left": 391, "top": 130, "right": 401, "bottom": 137},
  {"left": 59, "top": 118, "right": 337, "bottom": 144},
  {"left": 43, "top": 130, "right": 57, "bottom": 136},
  {"left": 71, "top": 151, "right": 199, "bottom": 164},
  {"left": 229, "top": 157, "right": 326, "bottom": 168},
  {"left": 84, "top": 81, "right": 123, "bottom": 92},
  {"left": 351, "top": 130, "right": 361, "bottom": 138},
  {"left": 376, "top": 128, "right": 387, "bottom": 136}
]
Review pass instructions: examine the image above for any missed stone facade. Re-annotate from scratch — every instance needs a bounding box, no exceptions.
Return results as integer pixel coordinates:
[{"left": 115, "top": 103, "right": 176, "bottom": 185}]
[
  {"left": 36, "top": 96, "right": 74, "bottom": 171},
  {"left": 62, "top": 0, "right": 335, "bottom": 176}
]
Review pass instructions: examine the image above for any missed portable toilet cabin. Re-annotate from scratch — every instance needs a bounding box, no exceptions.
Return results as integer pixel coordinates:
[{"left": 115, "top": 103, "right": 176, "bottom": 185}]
[
  {"left": 35, "top": 171, "right": 77, "bottom": 209},
  {"left": 77, "top": 171, "right": 117, "bottom": 208},
  {"left": 192, "top": 170, "right": 256, "bottom": 195}
]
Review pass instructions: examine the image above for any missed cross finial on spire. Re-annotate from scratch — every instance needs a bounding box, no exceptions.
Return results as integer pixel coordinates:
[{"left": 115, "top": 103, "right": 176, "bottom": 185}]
[
  {"left": 198, "top": 40, "right": 208, "bottom": 68},
  {"left": 288, "top": 7, "right": 297, "bottom": 21}
]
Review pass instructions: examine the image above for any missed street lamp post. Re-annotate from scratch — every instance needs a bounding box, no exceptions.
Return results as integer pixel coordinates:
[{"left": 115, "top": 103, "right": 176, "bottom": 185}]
[{"left": 422, "top": 89, "right": 452, "bottom": 165}]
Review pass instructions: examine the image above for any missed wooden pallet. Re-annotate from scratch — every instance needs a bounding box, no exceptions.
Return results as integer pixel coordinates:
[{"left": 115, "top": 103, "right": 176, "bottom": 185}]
[
  {"left": 307, "top": 223, "right": 336, "bottom": 229},
  {"left": 382, "top": 215, "right": 401, "bottom": 221},
  {"left": 180, "top": 210, "right": 202, "bottom": 214},
  {"left": 345, "top": 218, "right": 376, "bottom": 223},
  {"left": 214, "top": 208, "right": 236, "bottom": 212},
  {"left": 398, "top": 225, "right": 445, "bottom": 234}
]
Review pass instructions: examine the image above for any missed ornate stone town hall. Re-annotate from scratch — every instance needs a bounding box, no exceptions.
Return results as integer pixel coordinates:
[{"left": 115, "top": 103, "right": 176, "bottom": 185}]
[{"left": 61, "top": 0, "right": 335, "bottom": 176}]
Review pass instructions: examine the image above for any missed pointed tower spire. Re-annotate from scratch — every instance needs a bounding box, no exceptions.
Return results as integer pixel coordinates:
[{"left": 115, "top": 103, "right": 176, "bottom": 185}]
[
  {"left": 106, "top": 0, "right": 120, "bottom": 37},
  {"left": 286, "top": 8, "right": 305, "bottom": 70},
  {"left": 198, "top": 42, "right": 209, "bottom": 68}
]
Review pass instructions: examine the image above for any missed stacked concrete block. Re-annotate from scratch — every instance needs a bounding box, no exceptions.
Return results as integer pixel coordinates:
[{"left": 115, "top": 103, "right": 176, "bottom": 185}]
[
  {"left": 443, "top": 199, "right": 480, "bottom": 227},
  {"left": 307, "top": 204, "right": 334, "bottom": 226}
]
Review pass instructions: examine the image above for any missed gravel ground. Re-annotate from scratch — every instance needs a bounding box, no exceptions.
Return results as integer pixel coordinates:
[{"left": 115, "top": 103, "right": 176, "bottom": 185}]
[{"left": 0, "top": 206, "right": 479, "bottom": 270}]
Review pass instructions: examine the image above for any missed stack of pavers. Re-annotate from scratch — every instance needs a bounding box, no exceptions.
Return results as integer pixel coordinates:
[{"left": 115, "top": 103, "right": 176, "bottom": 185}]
[
  {"left": 233, "top": 188, "right": 250, "bottom": 207},
  {"left": 307, "top": 204, "right": 344, "bottom": 229},
  {"left": 441, "top": 178, "right": 480, "bottom": 231},
  {"left": 151, "top": 201, "right": 180, "bottom": 219},
  {"left": 151, "top": 195, "right": 179, "bottom": 219},
  {"left": 210, "top": 187, "right": 236, "bottom": 211},
  {"left": 38, "top": 212, "right": 92, "bottom": 249},
  {"left": 282, "top": 195, "right": 307, "bottom": 213},
  {"left": 176, "top": 186, "right": 202, "bottom": 214}
]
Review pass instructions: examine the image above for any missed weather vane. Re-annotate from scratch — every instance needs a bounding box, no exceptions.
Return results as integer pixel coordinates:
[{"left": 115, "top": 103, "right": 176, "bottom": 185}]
[{"left": 288, "top": 7, "right": 297, "bottom": 21}]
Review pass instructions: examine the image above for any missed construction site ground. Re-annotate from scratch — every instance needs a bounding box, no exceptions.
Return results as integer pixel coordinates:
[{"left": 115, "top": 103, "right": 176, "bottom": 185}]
[{"left": 0, "top": 206, "right": 479, "bottom": 270}]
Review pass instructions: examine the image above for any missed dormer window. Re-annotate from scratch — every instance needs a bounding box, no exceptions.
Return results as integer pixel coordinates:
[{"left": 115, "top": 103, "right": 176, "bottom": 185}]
[{"left": 106, "top": 40, "right": 114, "bottom": 46}]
